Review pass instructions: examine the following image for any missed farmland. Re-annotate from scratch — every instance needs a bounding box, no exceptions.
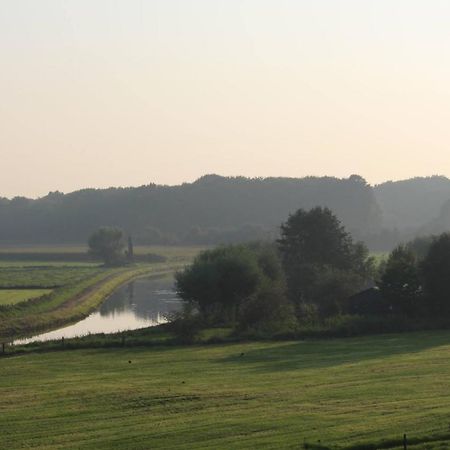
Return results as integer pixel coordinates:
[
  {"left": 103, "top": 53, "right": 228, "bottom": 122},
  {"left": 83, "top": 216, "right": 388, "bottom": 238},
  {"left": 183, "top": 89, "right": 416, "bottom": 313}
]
[
  {"left": 3, "top": 330, "right": 450, "bottom": 449},
  {"left": 0, "top": 265, "right": 99, "bottom": 288},
  {"left": 0, "top": 289, "right": 52, "bottom": 306}
]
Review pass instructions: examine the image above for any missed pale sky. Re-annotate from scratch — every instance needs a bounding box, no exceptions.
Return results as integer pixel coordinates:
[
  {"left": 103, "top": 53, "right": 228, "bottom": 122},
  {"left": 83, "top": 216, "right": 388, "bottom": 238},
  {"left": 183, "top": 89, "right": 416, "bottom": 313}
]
[{"left": 1, "top": 1, "right": 450, "bottom": 198}]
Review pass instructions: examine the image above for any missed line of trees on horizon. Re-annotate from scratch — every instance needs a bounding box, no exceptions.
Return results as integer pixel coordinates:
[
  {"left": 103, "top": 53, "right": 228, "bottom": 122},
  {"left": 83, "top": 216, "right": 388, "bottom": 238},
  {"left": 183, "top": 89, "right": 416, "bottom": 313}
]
[{"left": 7, "top": 174, "right": 450, "bottom": 252}]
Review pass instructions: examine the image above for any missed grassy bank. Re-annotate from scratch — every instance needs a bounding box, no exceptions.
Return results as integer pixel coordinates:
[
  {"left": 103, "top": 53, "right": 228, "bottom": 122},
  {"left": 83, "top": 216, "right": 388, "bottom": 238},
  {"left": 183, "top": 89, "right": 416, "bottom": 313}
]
[
  {"left": 0, "top": 245, "right": 201, "bottom": 342},
  {"left": 0, "top": 263, "right": 181, "bottom": 341},
  {"left": 3, "top": 330, "right": 450, "bottom": 449}
]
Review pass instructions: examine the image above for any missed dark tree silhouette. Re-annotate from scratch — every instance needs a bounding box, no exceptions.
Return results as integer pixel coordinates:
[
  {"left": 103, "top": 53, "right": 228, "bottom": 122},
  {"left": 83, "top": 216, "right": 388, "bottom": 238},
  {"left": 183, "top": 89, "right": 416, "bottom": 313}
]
[
  {"left": 88, "top": 227, "right": 125, "bottom": 266},
  {"left": 380, "top": 245, "right": 422, "bottom": 316},
  {"left": 421, "top": 233, "right": 450, "bottom": 315},
  {"left": 126, "top": 235, "right": 134, "bottom": 262},
  {"left": 175, "top": 245, "right": 261, "bottom": 323},
  {"left": 278, "top": 207, "right": 374, "bottom": 317}
]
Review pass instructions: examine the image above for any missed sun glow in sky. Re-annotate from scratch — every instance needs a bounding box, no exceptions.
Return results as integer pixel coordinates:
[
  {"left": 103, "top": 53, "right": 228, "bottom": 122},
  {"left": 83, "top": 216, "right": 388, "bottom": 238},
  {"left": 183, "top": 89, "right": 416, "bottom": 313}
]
[{"left": 2, "top": 0, "right": 450, "bottom": 198}]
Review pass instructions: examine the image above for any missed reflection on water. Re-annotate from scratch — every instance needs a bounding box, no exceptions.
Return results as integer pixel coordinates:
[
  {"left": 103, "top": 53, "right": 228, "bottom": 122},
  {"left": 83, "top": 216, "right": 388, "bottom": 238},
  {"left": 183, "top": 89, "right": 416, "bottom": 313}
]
[{"left": 18, "top": 277, "right": 181, "bottom": 343}]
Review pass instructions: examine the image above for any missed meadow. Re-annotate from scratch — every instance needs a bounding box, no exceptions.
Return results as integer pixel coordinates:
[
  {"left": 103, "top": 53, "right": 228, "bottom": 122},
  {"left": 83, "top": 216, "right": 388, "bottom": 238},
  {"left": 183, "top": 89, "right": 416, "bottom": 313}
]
[
  {"left": 3, "top": 330, "right": 450, "bottom": 449},
  {"left": 0, "top": 289, "right": 53, "bottom": 305},
  {"left": 0, "top": 244, "right": 207, "bottom": 258},
  {"left": 0, "top": 289, "right": 52, "bottom": 305},
  {"left": 0, "top": 265, "right": 99, "bottom": 288}
]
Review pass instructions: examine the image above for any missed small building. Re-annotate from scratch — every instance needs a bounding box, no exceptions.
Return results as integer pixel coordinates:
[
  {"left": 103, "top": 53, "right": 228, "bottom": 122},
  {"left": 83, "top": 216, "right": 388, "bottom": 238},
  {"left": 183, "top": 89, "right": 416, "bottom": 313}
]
[{"left": 346, "top": 287, "right": 387, "bottom": 315}]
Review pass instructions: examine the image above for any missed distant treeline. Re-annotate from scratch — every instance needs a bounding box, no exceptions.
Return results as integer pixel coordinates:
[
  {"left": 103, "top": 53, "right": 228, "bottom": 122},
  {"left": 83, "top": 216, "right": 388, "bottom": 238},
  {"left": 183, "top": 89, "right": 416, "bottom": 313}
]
[{"left": 1, "top": 174, "right": 450, "bottom": 250}]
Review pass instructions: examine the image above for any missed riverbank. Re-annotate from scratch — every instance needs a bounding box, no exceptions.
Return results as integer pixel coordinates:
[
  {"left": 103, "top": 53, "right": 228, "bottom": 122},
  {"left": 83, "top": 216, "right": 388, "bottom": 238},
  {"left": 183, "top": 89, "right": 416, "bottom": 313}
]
[{"left": 0, "top": 263, "right": 182, "bottom": 342}]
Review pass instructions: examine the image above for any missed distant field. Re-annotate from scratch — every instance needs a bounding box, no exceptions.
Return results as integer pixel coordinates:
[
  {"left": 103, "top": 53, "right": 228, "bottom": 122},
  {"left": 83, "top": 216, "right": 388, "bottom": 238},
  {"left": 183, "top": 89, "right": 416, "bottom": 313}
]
[
  {"left": 0, "top": 244, "right": 207, "bottom": 257},
  {"left": 0, "top": 244, "right": 204, "bottom": 291},
  {"left": 0, "top": 244, "right": 90, "bottom": 253},
  {"left": 3, "top": 330, "right": 450, "bottom": 449},
  {"left": 0, "top": 261, "right": 99, "bottom": 268},
  {"left": 0, "top": 266, "right": 100, "bottom": 288},
  {"left": 0, "top": 289, "right": 52, "bottom": 306},
  {"left": 140, "top": 245, "right": 208, "bottom": 261}
]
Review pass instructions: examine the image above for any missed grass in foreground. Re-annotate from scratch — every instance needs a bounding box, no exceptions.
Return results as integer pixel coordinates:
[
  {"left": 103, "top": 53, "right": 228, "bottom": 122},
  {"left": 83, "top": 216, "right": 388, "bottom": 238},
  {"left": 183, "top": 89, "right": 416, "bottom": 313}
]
[
  {"left": 3, "top": 330, "right": 450, "bottom": 449},
  {"left": 0, "top": 289, "right": 53, "bottom": 306}
]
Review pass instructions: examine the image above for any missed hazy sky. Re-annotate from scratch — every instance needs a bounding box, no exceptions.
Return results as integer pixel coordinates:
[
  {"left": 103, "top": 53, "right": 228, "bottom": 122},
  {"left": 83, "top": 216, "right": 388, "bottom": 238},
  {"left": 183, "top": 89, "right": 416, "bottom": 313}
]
[{"left": 2, "top": 1, "right": 450, "bottom": 198}]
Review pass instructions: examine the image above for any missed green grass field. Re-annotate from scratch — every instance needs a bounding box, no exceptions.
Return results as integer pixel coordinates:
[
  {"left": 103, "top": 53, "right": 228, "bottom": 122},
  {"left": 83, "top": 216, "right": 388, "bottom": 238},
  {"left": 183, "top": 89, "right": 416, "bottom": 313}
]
[
  {"left": 0, "top": 265, "right": 100, "bottom": 288},
  {"left": 3, "top": 330, "right": 450, "bottom": 449},
  {"left": 0, "top": 261, "right": 99, "bottom": 268},
  {"left": 0, "top": 289, "right": 52, "bottom": 305}
]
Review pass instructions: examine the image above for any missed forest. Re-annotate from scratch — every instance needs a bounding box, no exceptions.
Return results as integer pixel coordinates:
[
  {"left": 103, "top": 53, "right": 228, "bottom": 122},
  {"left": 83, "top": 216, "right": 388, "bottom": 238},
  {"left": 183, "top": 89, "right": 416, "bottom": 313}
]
[{"left": 2, "top": 174, "right": 450, "bottom": 250}]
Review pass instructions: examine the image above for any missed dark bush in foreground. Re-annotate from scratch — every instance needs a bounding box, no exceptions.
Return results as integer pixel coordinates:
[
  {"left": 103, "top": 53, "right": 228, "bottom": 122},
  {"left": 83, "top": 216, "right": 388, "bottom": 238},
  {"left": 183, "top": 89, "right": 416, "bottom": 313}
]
[
  {"left": 166, "top": 310, "right": 204, "bottom": 344},
  {"left": 237, "top": 282, "right": 297, "bottom": 336},
  {"left": 175, "top": 242, "right": 296, "bottom": 334}
]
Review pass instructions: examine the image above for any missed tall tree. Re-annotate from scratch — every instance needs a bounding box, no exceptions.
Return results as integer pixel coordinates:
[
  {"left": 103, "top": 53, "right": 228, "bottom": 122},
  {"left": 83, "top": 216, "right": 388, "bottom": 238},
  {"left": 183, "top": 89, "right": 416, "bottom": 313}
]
[
  {"left": 278, "top": 207, "right": 373, "bottom": 316},
  {"left": 175, "top": 245, "right": 262, "bottom": 323},
  {"left": 380, "top": 245, "right": 422, "bottom": 316},
  {"left": 421, "top": 233, "right": 450, "bottom": 315},
  {"left": 126, "top": 235, "right": 134, "bottom": 262},
  {"left": 88, "top": 227, "right": 125, "bottom": 266}
]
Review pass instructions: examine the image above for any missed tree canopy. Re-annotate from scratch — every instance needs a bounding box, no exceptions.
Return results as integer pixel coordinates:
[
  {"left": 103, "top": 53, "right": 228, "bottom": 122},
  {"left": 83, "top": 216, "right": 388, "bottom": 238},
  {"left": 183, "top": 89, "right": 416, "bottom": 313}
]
[
  {"left": 421, "top": 233, "right": 450, "bottom": 315},
  {"left": 379, "top": 245, "right": 422, "bottom": 316},
  {"left": 175, "top": 245, "right": 262, "bottom": 322},
  {"left": 278, "top": 207, "right": 374, "bottom": 317},
  {"left": 175, "top": 243, "right": 294, "bottom": 332},
  {"left": 88, "top": 227, "right": 125, "bottom": 266}
]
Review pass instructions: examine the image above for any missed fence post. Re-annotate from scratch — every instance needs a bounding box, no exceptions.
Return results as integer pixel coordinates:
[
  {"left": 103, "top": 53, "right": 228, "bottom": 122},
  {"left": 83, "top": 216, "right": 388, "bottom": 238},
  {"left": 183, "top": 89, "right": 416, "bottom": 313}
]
[
  {"left": 62, "top": 337, "right": 65, "bottom": 348},
  {"left": 2, "top": 342, "right": 5, "bottom": 354},
  {"left": 403, "top": 434, "right": 407, "bottom": 450},
  {"left": 121, "top": 334, "right": 125, "bottom": 347}
]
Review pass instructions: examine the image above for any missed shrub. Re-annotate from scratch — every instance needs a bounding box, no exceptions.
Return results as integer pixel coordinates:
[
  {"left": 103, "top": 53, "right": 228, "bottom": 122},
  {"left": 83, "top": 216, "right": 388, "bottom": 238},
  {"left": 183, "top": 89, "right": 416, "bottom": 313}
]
[
  {"left": 166, "top": 308, "right": 203, "bottom": 344},
  {"left": 237, "top": 281, "right": 297, "bottom": 335}
]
